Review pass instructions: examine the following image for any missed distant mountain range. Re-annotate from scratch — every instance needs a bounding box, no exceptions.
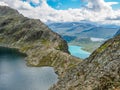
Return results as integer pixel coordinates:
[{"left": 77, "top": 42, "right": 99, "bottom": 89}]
[
  {"left": 1, "top": 6, "right": 120, "bottom": 90},
  {"left": 48, "top": 22, "right": 120, "bottom": 52},
  {"left": 48, "top": 22, "right": 119, "bottom": 39}
]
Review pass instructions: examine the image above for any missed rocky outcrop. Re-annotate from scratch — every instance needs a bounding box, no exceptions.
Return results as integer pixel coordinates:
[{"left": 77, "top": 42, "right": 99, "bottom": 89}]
[
  {"left": 0, "top": 6, "right": 80, "bottom": 75},
  {"left": 2, "top": 6, "right": 120, "bottom": 90},
  {"left": 50, "top": 32, "right": 120, "bottom": 89}
]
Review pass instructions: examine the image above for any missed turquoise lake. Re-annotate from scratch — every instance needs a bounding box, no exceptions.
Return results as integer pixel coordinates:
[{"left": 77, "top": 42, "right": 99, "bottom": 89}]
[{"left": 68, "top": 45, "right": 91, "bottom": 59}]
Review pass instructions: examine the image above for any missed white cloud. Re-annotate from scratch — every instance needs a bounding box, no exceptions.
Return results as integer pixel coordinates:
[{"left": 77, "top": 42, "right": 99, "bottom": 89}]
[
  {"left": 0, "top": 1, "right": 8, "bottom": 6},
  {"left": 107, "top": 2, "right": 119, "bottom": 6},
  {"left": 0, "top": 0, "right": 120, "bottom": 25}
]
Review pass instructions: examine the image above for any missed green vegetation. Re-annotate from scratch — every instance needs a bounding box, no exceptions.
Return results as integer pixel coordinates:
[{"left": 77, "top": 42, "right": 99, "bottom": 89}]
[
  {"left": 0, "top": 37, "right": 4, "bottom": 42},
  {"left": 58, "top": 44, "right": 65, "bottom": 50},
  {"left": 41, "top": 38, "right": 50, "bottom": 46},
  {"left": 21, "top": 45, "right": 33, "bottom": 52},
  {"left": 96, "top": 42, "right": 110, "bottom": 53}
]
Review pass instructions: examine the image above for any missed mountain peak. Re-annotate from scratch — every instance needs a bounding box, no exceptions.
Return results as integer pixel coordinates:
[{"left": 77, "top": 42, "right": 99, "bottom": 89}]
[{"left": 0, "top": 6, "right": 20, "bottom": 16}]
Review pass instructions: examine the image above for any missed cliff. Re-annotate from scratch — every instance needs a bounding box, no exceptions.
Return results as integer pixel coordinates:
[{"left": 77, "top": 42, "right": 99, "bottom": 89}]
[
  {"left": 51, "top": 30, "right": 120, "bottom": 89},
  {"left": 0, "top": 6, "right": 80, "bottom": 75}
]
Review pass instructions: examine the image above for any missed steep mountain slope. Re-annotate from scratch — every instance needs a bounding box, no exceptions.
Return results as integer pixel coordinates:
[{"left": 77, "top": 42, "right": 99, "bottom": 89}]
[
  {"left": 50, "top": 31, "right": 120, "bottom": 90},
  {"left": 0, "top": 6, "right": 80, "bottom": 75}
]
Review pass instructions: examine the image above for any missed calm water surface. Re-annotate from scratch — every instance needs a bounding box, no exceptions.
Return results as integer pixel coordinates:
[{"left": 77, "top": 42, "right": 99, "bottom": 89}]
[
  {"left": 69, "top": 45, "right": 90, "bottom": 59},
  {"left": 0, "top": 48, "right": 58, "bottom": 90},
  {"left": 0, "top": 45, "right": 90, "bottom": 90}
]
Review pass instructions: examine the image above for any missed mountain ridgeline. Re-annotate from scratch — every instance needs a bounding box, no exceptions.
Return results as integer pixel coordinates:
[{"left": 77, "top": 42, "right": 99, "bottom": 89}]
[
  {"left": 48, "top": 22, "right": 119, "bottom": 52},
  {"left": 50, "top": 30, "right": 120, "bottom": 90},
  {"left": 0, "top": 6, "right": 120, "bottom": 90},
  {"left": 0, "top": 6, "right": 80, "bottom": 75}
]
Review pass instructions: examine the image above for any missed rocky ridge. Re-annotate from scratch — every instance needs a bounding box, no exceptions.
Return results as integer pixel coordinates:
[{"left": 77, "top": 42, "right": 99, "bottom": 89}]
[
  {"left": 1, "top": 6, "right": 120, "bottom": 90},
  {"left": 0, "top": 6, "right": 80, "bottom": 75},
  {"left": 50, "top": 30, "right": 120, "bottom": 89}
]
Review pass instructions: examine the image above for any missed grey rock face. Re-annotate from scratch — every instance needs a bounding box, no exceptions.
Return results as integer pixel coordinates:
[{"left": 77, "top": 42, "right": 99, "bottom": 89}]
[{"left": 51, "top": 33, "right": 120, "bottom": 90}]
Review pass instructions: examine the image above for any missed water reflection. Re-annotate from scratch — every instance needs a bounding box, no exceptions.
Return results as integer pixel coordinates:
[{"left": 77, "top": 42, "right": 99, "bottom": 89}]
[{"left": 0, "top": 47, "right": 58, "bottom": 90}]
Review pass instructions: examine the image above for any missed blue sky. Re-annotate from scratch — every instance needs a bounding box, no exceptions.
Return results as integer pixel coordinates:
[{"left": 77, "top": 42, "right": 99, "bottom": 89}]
[
  {"left": 48, "top": 0, "right": 120, "bottom": 10},
  {"left": 105, "top": 0, "right": 120, "bottom": 9},
  {"left": 22, "top": 0, "right": 120, "bottom": 10},
  {"left": 47, "top": 0, "right": 86, "bottom": 10}
]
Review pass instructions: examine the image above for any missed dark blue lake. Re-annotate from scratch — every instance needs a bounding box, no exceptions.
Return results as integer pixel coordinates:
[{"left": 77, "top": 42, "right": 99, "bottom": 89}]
[
  {"left": 0, "top": 45, "right": 90, "bottom": 90},
  {"left": 0, "top": 48, "right": 58, "bottom": 90}
]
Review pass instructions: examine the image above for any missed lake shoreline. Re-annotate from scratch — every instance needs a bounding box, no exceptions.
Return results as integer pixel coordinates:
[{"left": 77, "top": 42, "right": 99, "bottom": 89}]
[
  {"left": 68, "top": 45, "right": 91, "bottom": 59},
  {"left": 0, "top": 48, "right": 58, "bottom": 90}
]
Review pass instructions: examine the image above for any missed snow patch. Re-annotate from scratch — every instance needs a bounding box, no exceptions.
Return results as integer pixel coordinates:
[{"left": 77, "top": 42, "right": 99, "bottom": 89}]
[{"left": 90, "top": 37, "right": 105, "bottom": 42}]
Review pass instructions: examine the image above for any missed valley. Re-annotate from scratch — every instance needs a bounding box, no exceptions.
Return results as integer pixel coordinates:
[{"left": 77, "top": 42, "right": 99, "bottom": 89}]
[
  {"left": 0, "top": 5, "right": 120, "bottom": 90},
  {"left": 48, "top": 22, "right": 120, "bottom": 52}
]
